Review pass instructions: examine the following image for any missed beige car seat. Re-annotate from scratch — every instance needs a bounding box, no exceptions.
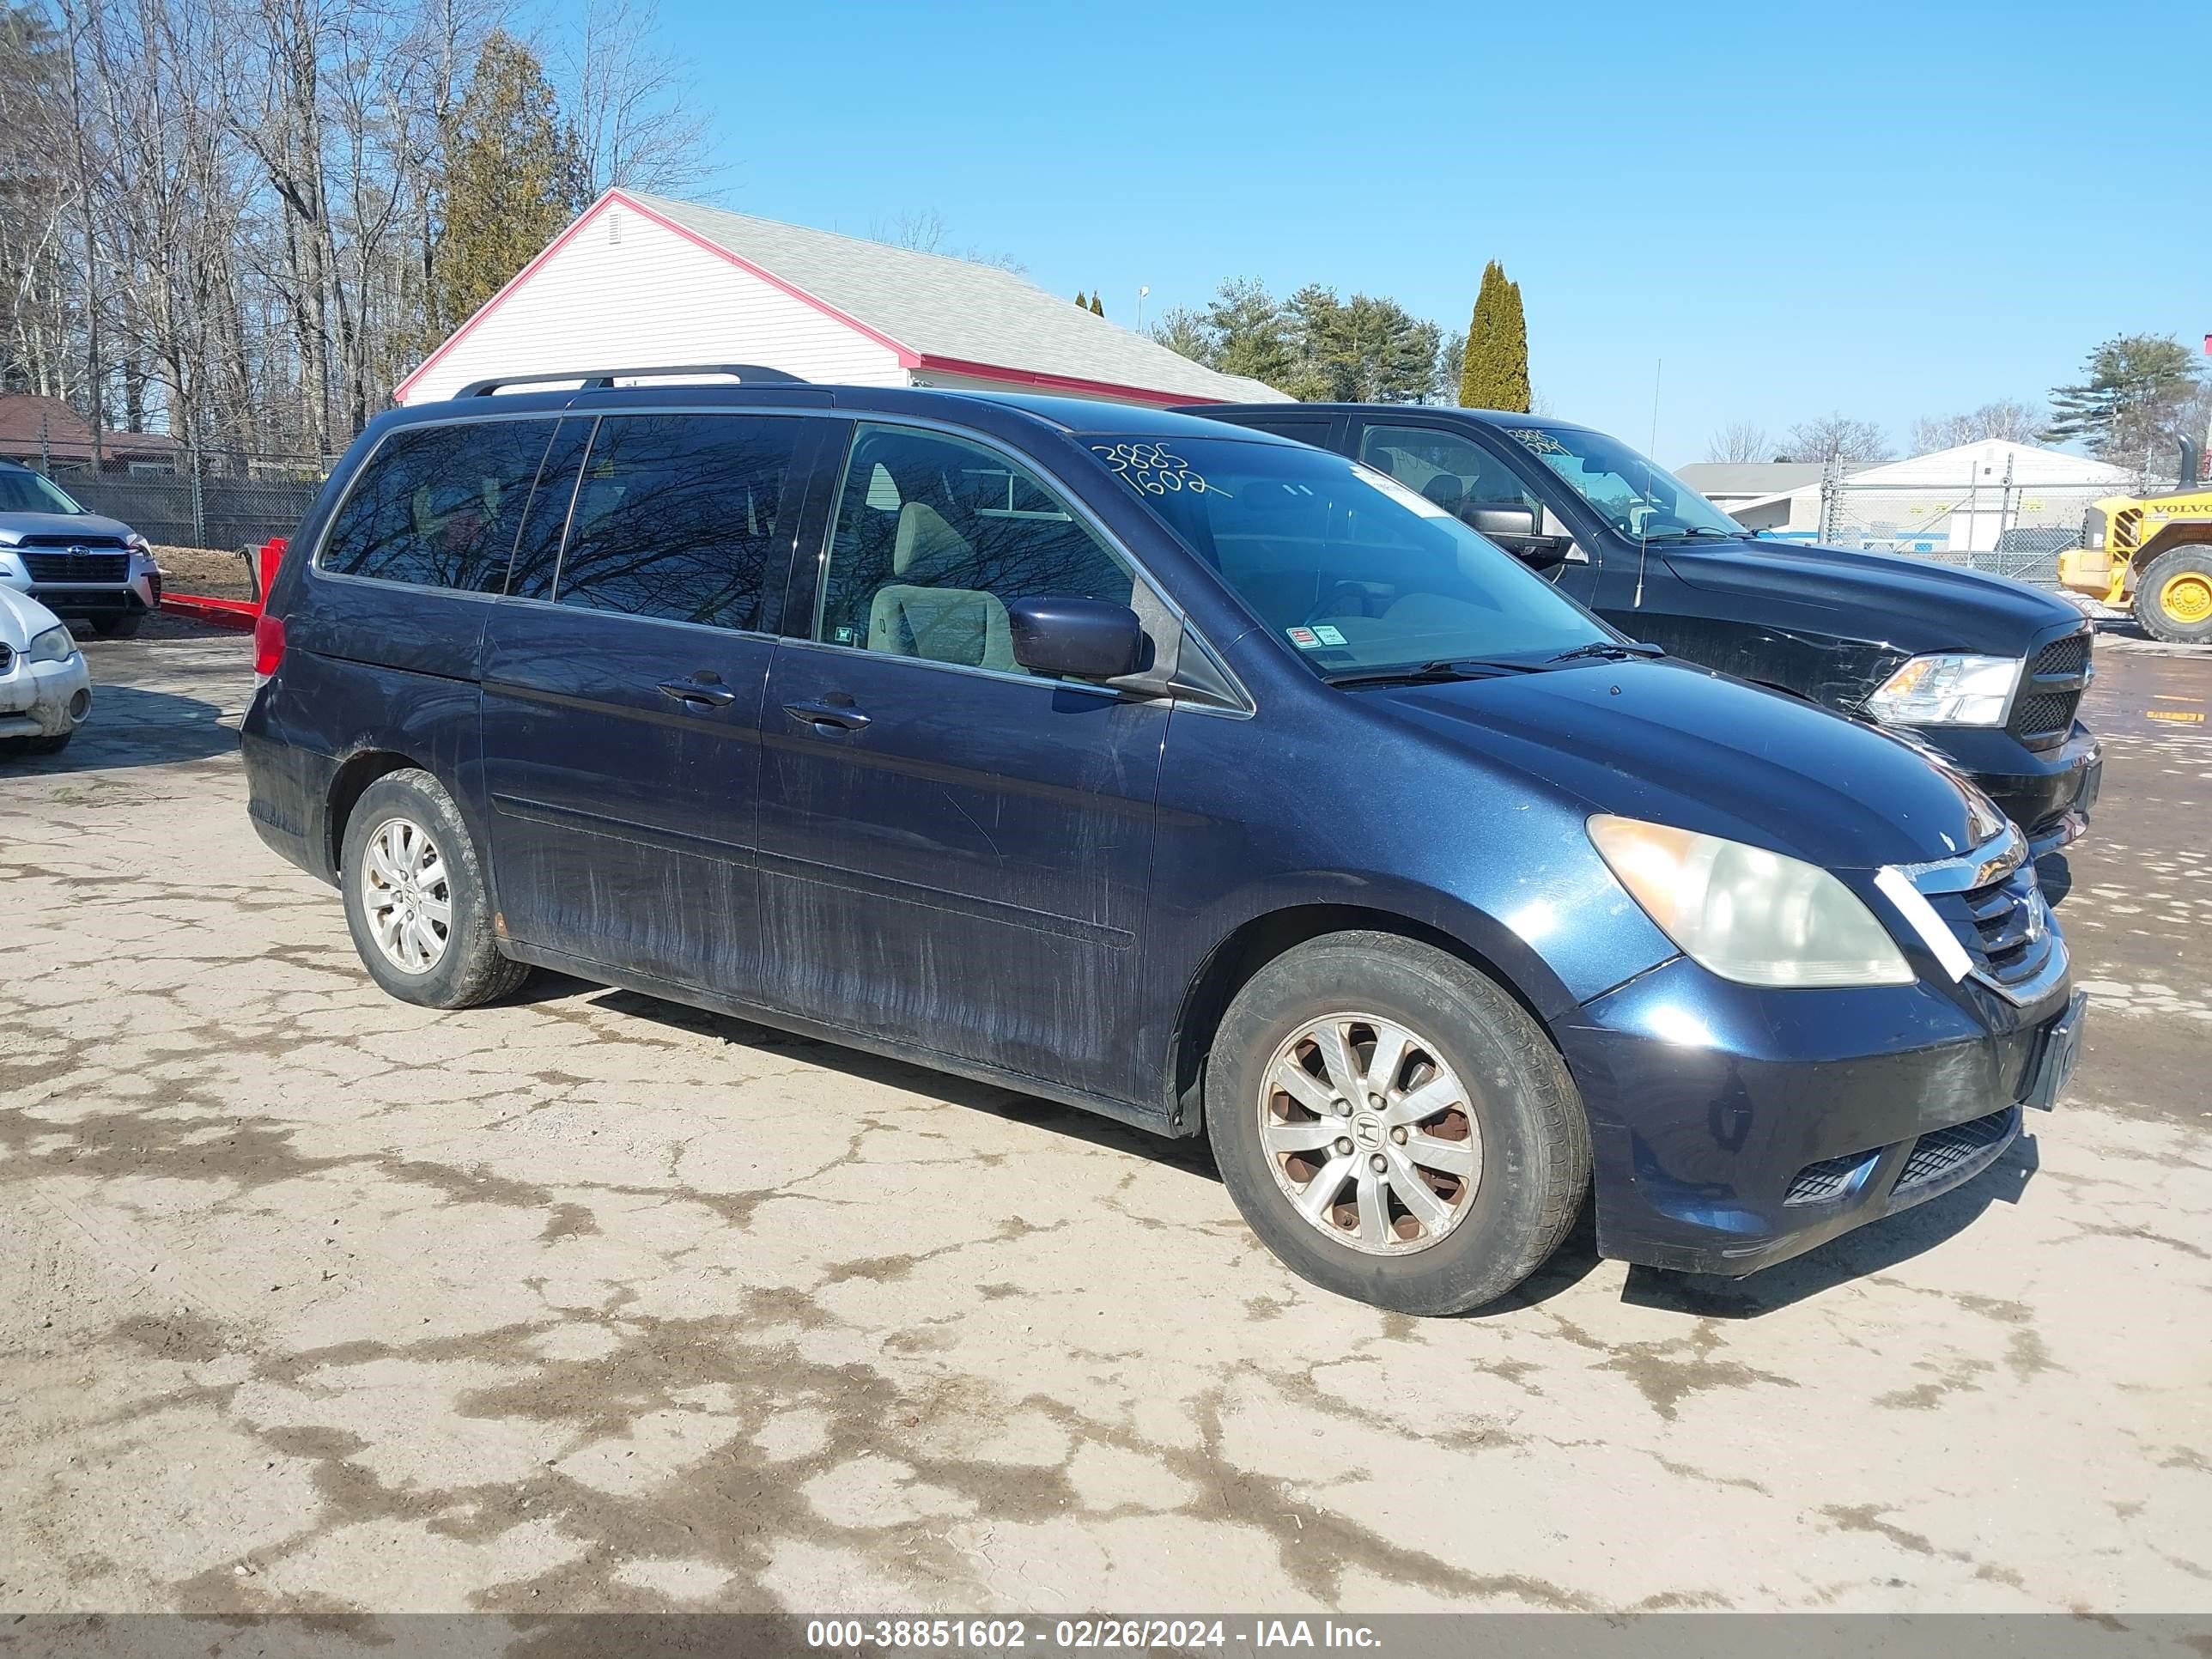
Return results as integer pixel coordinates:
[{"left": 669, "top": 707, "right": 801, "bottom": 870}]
[{"left": 866, "top": 502, "right": 1015, "bottom": 670}]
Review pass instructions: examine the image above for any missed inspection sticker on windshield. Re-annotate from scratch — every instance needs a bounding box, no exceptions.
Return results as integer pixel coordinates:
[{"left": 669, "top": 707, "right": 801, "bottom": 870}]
[
  {"left": 1285, "top": 627, "right": 1323, "bottom": 649},
  {"left": 1312, "top": 625, "right": 1347, "bottom": 646}
]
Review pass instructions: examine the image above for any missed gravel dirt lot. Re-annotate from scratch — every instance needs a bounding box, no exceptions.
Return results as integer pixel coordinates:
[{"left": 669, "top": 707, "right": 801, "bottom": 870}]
[{"left": 2, "top": 622, "right": 2207, "bottom": 1616}]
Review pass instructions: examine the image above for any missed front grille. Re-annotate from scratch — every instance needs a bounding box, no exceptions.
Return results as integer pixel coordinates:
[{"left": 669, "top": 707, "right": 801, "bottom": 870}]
[
  {"left": 2007, "top": 629, "right": 2092, "bottom": 747},
  {"left": 22, "top": 550, "right": 130, "bottom": 583},
  {"left": 15, "top": 532, "right": 129, "bottom": 550},
  {"left": 1784, "top": 1148, "right": 1879, "bottom": 1206},
  {"left": 1930, "top": 866, "right": 2058, "bottom": 994},
  {"left": 1894, "top": 1106, "right": 2017, "bottom": 1193}
]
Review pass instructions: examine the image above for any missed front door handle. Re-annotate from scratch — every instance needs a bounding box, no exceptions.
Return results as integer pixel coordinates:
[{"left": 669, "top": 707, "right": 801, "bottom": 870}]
[
  {"left": 782, "top": 698, "right": 872, "bottom": 732},
  {"left": 659, "top": 677, "right": 738, "bottom": 708}
]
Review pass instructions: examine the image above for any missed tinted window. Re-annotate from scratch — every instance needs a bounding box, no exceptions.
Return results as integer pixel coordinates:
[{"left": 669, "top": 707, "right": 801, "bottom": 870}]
[
  {"left": 1358, "top": 423, "right": 1541, "bottom": 526},
  {"left": 320, "top": 420, "right": 555, "bottom": 591},
  {"left": 0, "top": 467, "right": 87, "bottom": 514},
  {"left": 815, "top": 424, "right": 1134, "bottom": 674},
  {"left": 1500, "top": 423, "right": 1746, "bottom": 541},
  {"left": 553, "top": 414, "right": 800, "bottom": 630},
  {"left": 505, "top": 419, "right": 592, "bottom": 601},
  {"left": 1092, "top": 434, "right": 1607, "bottom": 675}
]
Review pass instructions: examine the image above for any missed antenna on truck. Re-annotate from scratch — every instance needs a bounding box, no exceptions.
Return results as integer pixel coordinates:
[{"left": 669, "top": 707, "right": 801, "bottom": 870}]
[{"left": 1634, "top": 359, "right": 1662, "bottom": 609}]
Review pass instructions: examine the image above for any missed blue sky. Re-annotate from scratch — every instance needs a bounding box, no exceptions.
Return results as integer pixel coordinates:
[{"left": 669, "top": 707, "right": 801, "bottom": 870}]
[{"left": 648, "top": 0, "right": 2206, "bottom": 464}]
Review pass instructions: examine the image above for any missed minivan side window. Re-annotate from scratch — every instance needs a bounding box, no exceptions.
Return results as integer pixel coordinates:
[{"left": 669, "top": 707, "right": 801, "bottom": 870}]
[
  {"left": 1357, "top": 422, "right": 1542, "bottom": 527},
  {"left": 551, "top": 414, "right": 802, "bottom": 631},
  {"left": 319, "top": 419, "right": 556, "bottom": 592},
  {"left": 813, "top": 424, "right": 1135, "bottom": 675}
]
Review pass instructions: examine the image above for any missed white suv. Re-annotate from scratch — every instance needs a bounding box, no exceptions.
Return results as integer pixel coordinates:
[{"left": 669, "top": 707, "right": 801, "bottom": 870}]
[
  {"left": 0, "top": 584, "right": 92, "bottom": 755},
  {"left": 0, "top": 460, "right": 162, "bottom": 637}
]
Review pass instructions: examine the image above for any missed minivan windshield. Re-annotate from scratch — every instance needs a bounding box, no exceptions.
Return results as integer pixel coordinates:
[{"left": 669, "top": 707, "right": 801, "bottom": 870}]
[
  {"left": 0, "top": 467, "right": 88, "bottom": 515},
  {"left": 1091, "top": 436, "right": 1613, "bottom": 678},
  {"left": 1498, "top": 424, "right": 1747, "bottom": 541}
]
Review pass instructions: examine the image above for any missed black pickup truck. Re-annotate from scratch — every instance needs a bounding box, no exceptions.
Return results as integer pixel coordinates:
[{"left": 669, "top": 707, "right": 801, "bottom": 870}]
[{"left": 1196, "top": 403, "right": 2100, "bottom": 855}]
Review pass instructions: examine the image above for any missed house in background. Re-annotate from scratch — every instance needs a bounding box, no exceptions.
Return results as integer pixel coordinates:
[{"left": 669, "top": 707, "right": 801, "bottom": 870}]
[
  {"left": 1683, "top": 441, "right": 2130, "bottom": 551},
  {"left": 0, "top": 394, "right": 179, "bottom": 475},
  {"left": 398, "top": 190, "right": 1289, "bottom": 410}
]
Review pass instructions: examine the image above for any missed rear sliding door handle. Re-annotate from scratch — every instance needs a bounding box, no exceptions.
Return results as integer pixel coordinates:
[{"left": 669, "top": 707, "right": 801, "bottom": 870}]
[
  {"left": 659, "top": 678, "right": 738, "bottom": 708},
  {"left": 782, "top": 698, "right": 872, "bottom": 732}
]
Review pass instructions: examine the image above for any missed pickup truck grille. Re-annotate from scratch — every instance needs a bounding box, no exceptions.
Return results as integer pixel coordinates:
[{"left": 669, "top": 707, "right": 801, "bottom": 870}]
[
  {"left": 2008, "top": 630, "right": 2092, "bottom": 748},
  {"left": 22, "top": 550, "right": 129, "bottom": 583}
]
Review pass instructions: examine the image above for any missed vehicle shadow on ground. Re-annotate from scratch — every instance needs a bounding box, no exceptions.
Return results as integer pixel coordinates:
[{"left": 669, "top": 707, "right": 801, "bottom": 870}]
[
  {"left": 2, "top": 684, "right": 238, "bottom": 772},
  {"left": 1619, "top": 1134, "right": 2041, "bottom": 1319},
  {"left": 581, "top": 982, "right": 1614, "bottom": 1308}
]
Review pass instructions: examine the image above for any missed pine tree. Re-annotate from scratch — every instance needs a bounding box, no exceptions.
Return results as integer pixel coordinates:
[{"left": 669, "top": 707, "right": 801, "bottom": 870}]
[
  {"left": 1458, "top": 260, "right": 1530, "bottom": 412},
  {"left": 1090, "top": 293, "right": 1104, "bottom": 317},
  {"left": 431, "top": 33, "right": 586, "bottom": 334},
  {"left": 1074, "top": 290, "right": 1087, "bottom": 309}
]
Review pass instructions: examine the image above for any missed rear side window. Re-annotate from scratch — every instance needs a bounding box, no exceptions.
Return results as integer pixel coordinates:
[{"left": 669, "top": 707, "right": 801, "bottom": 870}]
[
  {"left": 552, "top": 414, "right": 800, "bottom": 631},
  {"left": 319, "top": 420, "right": 556, "bottom": 592}
]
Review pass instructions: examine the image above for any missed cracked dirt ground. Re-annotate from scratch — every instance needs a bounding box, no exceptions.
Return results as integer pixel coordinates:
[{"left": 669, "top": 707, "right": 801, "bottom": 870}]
[{"left": 2, "top": 623, "right": 2208, "bottom": 1615}]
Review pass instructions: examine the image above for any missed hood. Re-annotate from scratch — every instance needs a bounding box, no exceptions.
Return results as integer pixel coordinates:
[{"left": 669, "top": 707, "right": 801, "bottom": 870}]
[
  {"left": 0, "top": 511, "right": 140, "bottom": 546},
  {"left": 1660, "top": 538, "right": 2080, "bottom": 655},
  {"left": 0, "top": 583, "right": 66, "bottom": 647},
  {"left": 1375, "top": 658, "right": 1990, "bottom": 872}
]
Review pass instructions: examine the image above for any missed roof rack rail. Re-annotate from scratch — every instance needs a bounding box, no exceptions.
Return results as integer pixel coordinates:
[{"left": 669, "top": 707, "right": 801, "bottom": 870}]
[{"left": 453, "top": 364, "right": 808, "bottom": 398}]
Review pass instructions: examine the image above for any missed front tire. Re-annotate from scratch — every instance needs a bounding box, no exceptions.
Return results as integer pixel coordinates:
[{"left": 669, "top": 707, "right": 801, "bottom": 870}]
[
  {"left": 2136, "top": 547, "right": 2212, "bottom": 645},
  {"left": 2, "top": 732, "right": 71, "bottom": 757},
  {"left": 1205, "top": 931, "right": 1589, "bottom": 1316},
  {"left": 339, "top": 768, "right": 530, "bottom": 1009}
]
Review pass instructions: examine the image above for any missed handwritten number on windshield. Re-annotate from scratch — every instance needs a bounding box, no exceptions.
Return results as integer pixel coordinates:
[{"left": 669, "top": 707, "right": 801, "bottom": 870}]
[{"left": 1091, "top": 442, "right": 1224, "bottom": 497}]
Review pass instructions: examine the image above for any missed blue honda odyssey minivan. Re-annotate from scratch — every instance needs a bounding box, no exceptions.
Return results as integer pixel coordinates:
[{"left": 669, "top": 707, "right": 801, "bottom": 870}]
[{"left": 241, "top": 369, "right": 2084, "bottom": 1314}]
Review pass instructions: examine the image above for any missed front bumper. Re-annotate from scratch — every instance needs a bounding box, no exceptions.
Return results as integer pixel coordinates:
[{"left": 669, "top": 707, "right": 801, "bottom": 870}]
[
  {"left": 0, "top": 646, "right": 93, "bottom": 739},
  {"left": 1, "top": 559, "right": 162, "bottom": 619},
  {"left": 1914, "top": 721, "right": 2100, "bottom": 857},
  {"left": 1554, "top": 953, "right": 2074, "bottom": 1276}
]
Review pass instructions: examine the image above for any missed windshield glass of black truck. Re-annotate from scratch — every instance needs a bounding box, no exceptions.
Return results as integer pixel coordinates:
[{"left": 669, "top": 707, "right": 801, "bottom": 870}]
[{"left": 1503, "top": 424, "right": 1747, "bottom": 541}]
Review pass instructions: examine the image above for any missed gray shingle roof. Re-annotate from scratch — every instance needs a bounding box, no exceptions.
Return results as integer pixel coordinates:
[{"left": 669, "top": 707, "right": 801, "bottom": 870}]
[{"left": 625, "top": 191, "right": 1290, "bottom": 405}]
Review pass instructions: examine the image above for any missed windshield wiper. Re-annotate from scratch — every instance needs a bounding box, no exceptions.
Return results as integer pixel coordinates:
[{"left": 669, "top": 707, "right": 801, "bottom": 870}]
[
  {"left": 1324, "top": 657, "right": 1549, "bottom": 688},
  {"left": 1547, "top": 641, "right": 1662, "bottom": 664}
]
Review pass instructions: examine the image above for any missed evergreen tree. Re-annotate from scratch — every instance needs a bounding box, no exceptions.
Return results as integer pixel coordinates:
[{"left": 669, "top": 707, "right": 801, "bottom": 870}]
[
  {"left": 1090, "top": 293, "right": 1103, "bottom": 317},
  {"left": 1074, "top": 290, "right": 1087, "bottom": 308},
  {"left": 431, "top": 33, "right": 586, "bottom": 334},
  {"left": 2044, "top": 334, "right": 2203, "bottom": 463},
  {"left": 1459, "top": 260, "right": 1530, "bottom": 411}
]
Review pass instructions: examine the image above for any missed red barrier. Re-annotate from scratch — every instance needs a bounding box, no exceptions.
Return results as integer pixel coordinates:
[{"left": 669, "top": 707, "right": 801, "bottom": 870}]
[{"left": 160, "top": 537, "right": 287, "bottom": 631}]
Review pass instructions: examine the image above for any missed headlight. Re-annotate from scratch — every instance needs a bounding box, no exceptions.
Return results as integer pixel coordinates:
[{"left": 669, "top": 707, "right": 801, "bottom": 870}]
[
  {"left": 26, "top": 623, "right": 78, "bottom": 665},
  {"left": 125, "top": 532, "right": 151, "bottom": 555},
  {"left": 1588, "top": 815, "right": 1913, "bottom": 988},
  {"left": 1865, "top": 653, "right": 2020, "bottom": 727}
]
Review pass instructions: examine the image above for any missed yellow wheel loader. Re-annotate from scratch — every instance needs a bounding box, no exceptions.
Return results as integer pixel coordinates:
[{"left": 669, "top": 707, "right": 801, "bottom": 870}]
[{"left": 2060, "top": 438, "right": 2212, "bottom": 644}]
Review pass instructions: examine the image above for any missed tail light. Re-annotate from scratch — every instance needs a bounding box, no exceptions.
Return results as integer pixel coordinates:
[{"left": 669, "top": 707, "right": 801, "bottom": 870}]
[{"left": 252, "top": 611, "right": 286, "bottom": 679}]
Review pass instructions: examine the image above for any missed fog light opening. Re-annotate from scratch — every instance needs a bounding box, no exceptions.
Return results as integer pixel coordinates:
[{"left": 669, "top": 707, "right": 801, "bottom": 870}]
[{"left": 68, "top": 688, "right": 91, "bottom": 720}]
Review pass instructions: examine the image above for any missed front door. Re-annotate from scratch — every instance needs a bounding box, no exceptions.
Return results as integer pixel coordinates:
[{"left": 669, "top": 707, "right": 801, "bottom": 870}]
[
  {"left": 480, "top": 410, "right": 814, "bottom": 994},
  {"left": 756, "top": 421, "right": 1167, "bottom": 1103},
  {"left": 1352, "top": 417, "right": 1600, "bottom": 605}
]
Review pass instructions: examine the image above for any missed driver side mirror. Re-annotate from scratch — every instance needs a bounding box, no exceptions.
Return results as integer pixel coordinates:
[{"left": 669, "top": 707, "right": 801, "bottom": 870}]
[
  {"left": 1464, "top": 504, "right": 1574, "bottom": 572},
  {"left": 1007, "top": 596, "right": 1149, "bottom": 682}
]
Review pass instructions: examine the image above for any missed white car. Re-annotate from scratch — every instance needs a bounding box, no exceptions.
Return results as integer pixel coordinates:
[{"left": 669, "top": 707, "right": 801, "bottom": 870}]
[{"left": 0, "top": 584, "right": 93, "bottom": 756}]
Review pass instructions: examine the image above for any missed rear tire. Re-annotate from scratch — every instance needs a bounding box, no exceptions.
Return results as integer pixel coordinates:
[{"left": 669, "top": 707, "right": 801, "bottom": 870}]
[
  {"left": 2136, "top": 547, "right": 2212, "bottom": 645},
  {"left": 89, "top": 612, "right": 142, "bottom": 639},
  {"left": 1204, "top": 930, "right": 1589, "bottom": 1316},
  {"left": 339, "top": 768, "right": 531, "bottom": 1009}
]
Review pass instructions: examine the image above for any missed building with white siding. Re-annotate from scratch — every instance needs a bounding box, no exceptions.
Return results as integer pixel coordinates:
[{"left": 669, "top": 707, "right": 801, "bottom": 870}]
[{"left": 397, "top": 190, "right": 1287, "bottom": 409}]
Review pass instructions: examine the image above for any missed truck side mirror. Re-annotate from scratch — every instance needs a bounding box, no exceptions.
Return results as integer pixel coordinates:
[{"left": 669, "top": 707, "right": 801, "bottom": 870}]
[{"left": 1466, "top": 504, "right": 1573, "bottom": 571}]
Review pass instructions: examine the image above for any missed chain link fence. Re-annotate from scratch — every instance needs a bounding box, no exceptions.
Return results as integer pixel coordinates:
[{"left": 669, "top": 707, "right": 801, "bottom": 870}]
[
  {"left": 1815, "top": 458, "right": 2143, "bottom": 588},
  {"left": 29, "top": 452, "right": 328, "bottom": 553}
]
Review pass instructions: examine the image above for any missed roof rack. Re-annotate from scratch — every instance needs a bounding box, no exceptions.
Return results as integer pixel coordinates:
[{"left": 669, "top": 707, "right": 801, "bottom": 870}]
[{"left": 453, "top": 364, "right": 809, "bottom": 398}]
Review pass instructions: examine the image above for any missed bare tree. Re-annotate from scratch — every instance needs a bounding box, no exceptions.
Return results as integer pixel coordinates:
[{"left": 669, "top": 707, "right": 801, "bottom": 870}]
[
  {"left": 1705, "top": 419, "right": 1771, "bottom": 463},
  {"left": 1781, "top": 413, "right": 1891, "bottom": 464},
  {"left": 557, "top": 0, "right": 710, "bottom": 197},
  {"left": 871, "top": 209, "right": 944, "bottom": 254},
  {"left": 1910, "top": 398, "right": 2045, "bottom": 453}
]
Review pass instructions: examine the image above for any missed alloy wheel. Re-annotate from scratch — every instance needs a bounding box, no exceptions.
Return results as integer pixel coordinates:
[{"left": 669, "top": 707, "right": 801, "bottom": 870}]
[{"left": 359, "top": 815, "right": 452, "bottom": 974}]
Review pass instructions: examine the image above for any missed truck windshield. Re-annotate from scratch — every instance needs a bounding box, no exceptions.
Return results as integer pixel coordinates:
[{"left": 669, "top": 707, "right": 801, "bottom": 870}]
[
  {"left": 1499, "top": 424, "right": 1747, "bottom": 541},
  {"left": 0, "top": 468, "right": 88, "bottom": 515},
  {"left": 1090, "top": 436, "right": 1611, "bottom": 676}
]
